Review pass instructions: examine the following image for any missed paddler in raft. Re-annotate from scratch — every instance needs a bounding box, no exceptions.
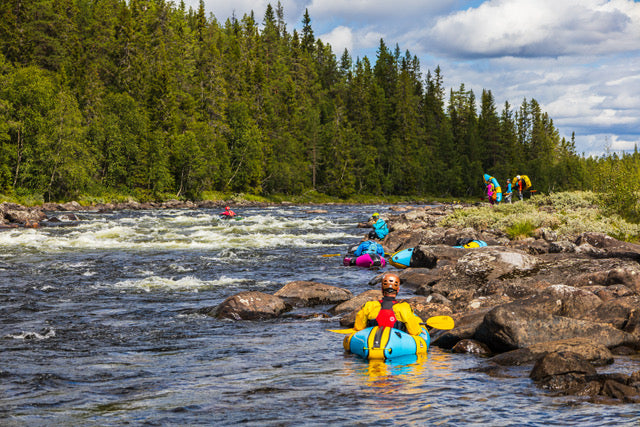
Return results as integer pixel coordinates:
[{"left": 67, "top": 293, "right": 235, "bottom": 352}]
[
  {"left": 220, "top": 206, "right": 237, "bottom": 218},
  {"left": 354, "top": 273, "right": 424, "bottom": 336},
  {"left": 367, "top": 212, "right": 389, "bottom": 240}
]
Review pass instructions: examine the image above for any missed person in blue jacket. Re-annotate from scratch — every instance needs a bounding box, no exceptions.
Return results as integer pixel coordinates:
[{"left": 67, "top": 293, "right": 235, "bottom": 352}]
[
  {"left": 504, "top": 179, "right": 512, "bottom": 204},
  {"left": 354, "top": 240, "right": 385, "bottom": 257},
  {"left": 368, "top": 213, "right": 389, "bottom": 240}
]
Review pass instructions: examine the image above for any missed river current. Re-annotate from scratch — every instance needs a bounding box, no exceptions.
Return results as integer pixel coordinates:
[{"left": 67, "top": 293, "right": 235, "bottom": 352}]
[{"left": 1, "top": 204, "right": 638, "bottom": 426}]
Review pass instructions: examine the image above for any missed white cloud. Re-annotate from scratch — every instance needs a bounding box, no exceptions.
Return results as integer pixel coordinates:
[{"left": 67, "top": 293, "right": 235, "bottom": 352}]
[
  {"left": 428, "top": 0, "right": 640, "bottom": 58},
  {"left": 319, "top": 26, "right": 354, "bottom": 54}
]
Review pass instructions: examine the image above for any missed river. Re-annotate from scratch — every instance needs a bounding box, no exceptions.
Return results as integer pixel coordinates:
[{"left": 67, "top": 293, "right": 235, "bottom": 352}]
[{"left": 1, "top": 204, "right": 638, "bottom": 425}]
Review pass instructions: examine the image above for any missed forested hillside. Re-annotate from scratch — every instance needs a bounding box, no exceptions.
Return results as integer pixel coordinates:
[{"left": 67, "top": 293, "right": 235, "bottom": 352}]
[{"left": 0, "top": 0, "right": 635, "bottom": 203}]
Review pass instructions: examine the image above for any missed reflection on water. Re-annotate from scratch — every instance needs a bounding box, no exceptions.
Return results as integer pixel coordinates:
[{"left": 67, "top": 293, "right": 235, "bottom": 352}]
[{"left": 1, "top": 205, "right": 639, "bottom": 425}]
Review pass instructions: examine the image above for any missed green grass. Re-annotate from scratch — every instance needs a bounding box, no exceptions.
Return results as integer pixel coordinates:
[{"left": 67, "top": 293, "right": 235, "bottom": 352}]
[{"left": 506, "top": 220, "right": 537, "bottom": 240}]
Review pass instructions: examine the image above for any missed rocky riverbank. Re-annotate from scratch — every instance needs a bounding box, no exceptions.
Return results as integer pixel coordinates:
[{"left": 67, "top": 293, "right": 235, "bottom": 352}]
[{"left": 209, "top": 203, "right": 640, "bottom": 403}]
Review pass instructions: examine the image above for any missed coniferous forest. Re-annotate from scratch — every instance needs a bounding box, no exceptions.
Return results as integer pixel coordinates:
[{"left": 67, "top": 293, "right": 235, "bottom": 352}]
[{"left": 0, "top": 0, "right": 637, "bottom": 206}]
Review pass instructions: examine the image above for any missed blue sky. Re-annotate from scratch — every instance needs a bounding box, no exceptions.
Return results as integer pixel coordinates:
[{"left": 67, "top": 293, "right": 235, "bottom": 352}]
[{"left": 183, "top": 0, "right": 640, "bottom": 157}]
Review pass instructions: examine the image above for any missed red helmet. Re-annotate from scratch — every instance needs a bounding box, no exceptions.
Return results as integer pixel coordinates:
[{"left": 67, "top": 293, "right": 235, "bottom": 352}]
[{"left": 225, "top": 206, "right": 230, "bottom": 210}]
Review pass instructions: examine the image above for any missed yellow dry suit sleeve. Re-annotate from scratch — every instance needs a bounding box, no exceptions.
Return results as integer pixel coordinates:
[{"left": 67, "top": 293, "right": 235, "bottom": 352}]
[
  {"left": 393, "top": 302, "right": 424, "bottom": 336},
  {"left": 354, "top": 300, "right": 381, "bottom": 331}
]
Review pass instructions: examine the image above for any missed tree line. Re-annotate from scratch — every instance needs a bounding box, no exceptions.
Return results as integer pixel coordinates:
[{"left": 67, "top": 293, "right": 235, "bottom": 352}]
[{"left": 0, "top": 0, "right": 636, "bottom": 208}]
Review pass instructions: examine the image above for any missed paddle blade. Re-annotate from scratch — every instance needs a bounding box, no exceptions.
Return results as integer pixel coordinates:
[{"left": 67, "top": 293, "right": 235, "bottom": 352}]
[
  {"left": 327, "top": 328, "right": 356, "bottom": 334},
  {"left": 321, "top": 254, "right": 343, "bottom": 257},
  {"left": 425, "top": 315, "right": 455, "bottom": 330}
]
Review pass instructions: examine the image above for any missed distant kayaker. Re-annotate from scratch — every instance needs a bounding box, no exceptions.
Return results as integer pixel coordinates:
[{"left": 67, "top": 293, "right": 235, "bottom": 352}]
[
  {"left": 353, "top": 273, "right": 424, "bottom": 336},
  {"left": 220, "top": 206, "right": 236, "bottom": 217},
  {"left": 368, "top": 213, "right": 389, "bottom": 240}
]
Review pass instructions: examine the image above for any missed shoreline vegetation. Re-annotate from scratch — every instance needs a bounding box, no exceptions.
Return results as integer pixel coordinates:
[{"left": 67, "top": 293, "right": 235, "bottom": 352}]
[{"left": 2, "top": 190, "right": 640, "bottom": 243}]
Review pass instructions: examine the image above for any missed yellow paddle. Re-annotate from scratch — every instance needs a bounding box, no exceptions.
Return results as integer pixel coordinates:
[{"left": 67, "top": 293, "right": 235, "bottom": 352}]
[
  {"left": 327, "top": 328, "right": 356, "bottom": 334},
  {"left": 423, "top": 315, "right": 455, "bottom": 330},
  {"left": 327, "top": 315, "right": 455, "bottom": 334},
  {"left": 321, "top": 254, "right": 343, "bottom": 257}
]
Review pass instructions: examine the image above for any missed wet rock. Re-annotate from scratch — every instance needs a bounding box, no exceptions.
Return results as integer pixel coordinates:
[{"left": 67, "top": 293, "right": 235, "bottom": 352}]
[
  {"left": 491, "top": 338, "right": 614, "bottom": 367},
  {"left": 475, "top": 304, "right": 636, "bottom": 352},
  {"left": 274, "top": 281, "right": 353, "bottom": 307},
  {"left": 430, "top": 308, "right": 492, "bottom": 349},
  {"left": 530, "top": 351, "right": 597, "bottom": 382},
  {"left": 452, "top": 339, "right": 492, "bottom": 356},
  {"left": 211, "top": 291, "right": 289, "bottom": 320}
]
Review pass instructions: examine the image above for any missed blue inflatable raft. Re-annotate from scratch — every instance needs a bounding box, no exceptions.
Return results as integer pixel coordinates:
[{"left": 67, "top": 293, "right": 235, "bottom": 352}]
[
  {"left": 343, "top": 326, "right": 430, "bottom": 360},
  {"left": 389, "top": 241, "right": 488, "bottom": 269},
  {"left": 453, "top": 239, "right": 488, "bottom": 248},
  {"left": 389, "top": 247, "right": 414, "bottom": 269}
]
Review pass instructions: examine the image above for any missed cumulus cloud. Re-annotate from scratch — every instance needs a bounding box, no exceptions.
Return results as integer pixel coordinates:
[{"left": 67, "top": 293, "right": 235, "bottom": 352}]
[
  {"left": 427, "top": 0, "right": 640, "bottom": 58},
  {"left": 319, "top": 26, "right": 354, "bottom": 54}
]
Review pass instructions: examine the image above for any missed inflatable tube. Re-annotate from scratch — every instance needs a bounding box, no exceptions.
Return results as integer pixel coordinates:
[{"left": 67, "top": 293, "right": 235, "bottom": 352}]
[
  {"left": 483, "top": 174, "right": 502, "bottom": 203},
  {"left": 343, "top": 326, "right": 430, "bottom": 360},
  {"left": 512, "top": 175, "right": 532, "bottom": 190},
  {"left": 343, "top": 253, "right": 386, "bottom": 268},
  {"left": 453, "top": 240, "right": 488, "bottom": 249},
  {"left": 388, "top": 247, "right": 413, "bottom": 269}
]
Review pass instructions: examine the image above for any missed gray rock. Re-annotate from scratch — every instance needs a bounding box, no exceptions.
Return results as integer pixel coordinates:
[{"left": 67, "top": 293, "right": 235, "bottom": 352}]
[
  {"left": 212, "top": 291, "right": 289, "bottom": 320},
  {"left": 274, "top": 281, "right": 353, "bottom": 307}
]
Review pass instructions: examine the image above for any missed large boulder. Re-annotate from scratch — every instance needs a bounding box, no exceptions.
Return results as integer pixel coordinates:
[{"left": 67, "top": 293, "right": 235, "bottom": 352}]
[
  {"left": 475, "top": 304, "right": 637, "bottom": 352},
  {"left": 274, "top": 281, "right": 353, "bottom": 307},
  {"left": 403, "top": 297, "right": 453, "bottom": 321},
  {"left": 455, "top": 248, "right": 538, "bottom": 281},
  {"left": 530, "top": 351, "right": 597, "bottom": 381},
  {"left": 529, "top": 351, "right": 640, "bottom": 401},
  {"left": 490, "top": 337, "right": 614, "bottom": 366},
  {"left": 411, "top": 245, "right": 465, "bottom": 268},
  {"left": 399, "top": 268, "right": 442, "bottom": 292},
  {"left": 430, "top": 308, "right": 493, "bottom": 349},
  {"left": 539, "top": 285, "right": 603, "bottom": 319},
  {"left": 0, "top": 202, "right": 47, "bottom": 224},
  {"left": 330, "top": 289, "right": 381, "bottom": 315},
  {"left": 591, "top": 296, "right": 640, "bottom": 329},
  {"left": 567, "top": 267, "right": 640, "bottom": 293},
  {"left": 212, "top": 291, "right": 289, "bottom": 320}
]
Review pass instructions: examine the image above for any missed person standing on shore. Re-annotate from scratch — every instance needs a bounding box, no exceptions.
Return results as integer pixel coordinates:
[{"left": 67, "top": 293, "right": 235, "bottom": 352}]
[
  {"left": 504, "top": 179, "right": 512, "bottom": 203},
  {"left": 516, "top": 176, "right": 524, "bottom": 201}
]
